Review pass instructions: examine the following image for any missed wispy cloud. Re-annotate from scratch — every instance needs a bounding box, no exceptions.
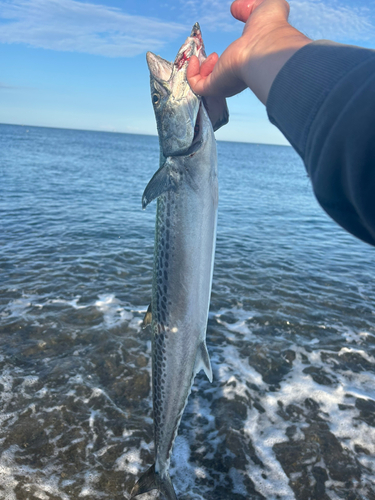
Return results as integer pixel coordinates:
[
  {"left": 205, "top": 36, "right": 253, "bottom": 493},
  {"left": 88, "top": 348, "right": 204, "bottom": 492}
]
[
  {"left": 289, "top": 0, "right": 375, "bottom": 42},
  {"left": 0, "top": 0, "right": 373, "bottom": 58},
  {"left": 181, "top": 0, "right": 375, "bottom": 43},
  {"left": 0, "top": 81, "right": 18, "bottom": 89},
  {"left": 184, "top": 0, "right": 237, "bottom": 32},
  {"left": 0, "top": 0, "right": 186, "bottom": 57}
]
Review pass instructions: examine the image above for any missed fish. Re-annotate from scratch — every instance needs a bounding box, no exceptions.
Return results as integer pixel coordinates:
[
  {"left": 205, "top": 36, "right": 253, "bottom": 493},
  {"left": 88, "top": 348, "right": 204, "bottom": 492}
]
[{"left": 130, "top": 23, "right": 228, "bottom": 500}]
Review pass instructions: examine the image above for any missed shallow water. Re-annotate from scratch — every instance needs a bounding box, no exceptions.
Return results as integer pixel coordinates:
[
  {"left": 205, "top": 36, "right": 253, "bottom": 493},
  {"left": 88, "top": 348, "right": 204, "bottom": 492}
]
[{"left": 1, "top": 123, "right": 375, "bottom": 500}]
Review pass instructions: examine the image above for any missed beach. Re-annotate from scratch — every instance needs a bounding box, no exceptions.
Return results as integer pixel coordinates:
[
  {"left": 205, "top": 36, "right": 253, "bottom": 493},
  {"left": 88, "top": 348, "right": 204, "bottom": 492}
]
[{"left": 1, "top": 123, "right": 375, "bottom": 499}]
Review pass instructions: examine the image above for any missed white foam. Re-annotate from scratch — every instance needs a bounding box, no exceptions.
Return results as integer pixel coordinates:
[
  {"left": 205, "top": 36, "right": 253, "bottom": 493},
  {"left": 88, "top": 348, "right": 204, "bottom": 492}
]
[
  {"left": 229, "top": 467, "right": 248, "bottom": 496},
  {"left": 212, "top": 306, "right": 255, "bottom": 339},
  {"left": 116, "top": 448, "right": 143, "bottom": 475},
  {"left": 0, "top": 446, "right": 71, "bottom": 500},
  {"left": 95, "top": 294, "right": 133, "bottom": 327},
  {"left": 3, "top": 293, "right": 136, "bottom": 331},
  {"left": 4, "top": 297, "right": 35, "bottom": 318},
  {"left": 51, "top": 296, "right": 86, "bottom": 309},
  {"left": 218, "top": 344, "right": 265, "bottom": 392},
  {"left": 34, "top": 492, "right": 49, "bottom": 500},
  {"left": 0, "top": 371, "right": 18, "bottom": 429},
  {"left": 81, "top": 386, "right": 128, "bottom": 417},
  {"left": 338, "top": 346, "right": 375, "bottom": 364},
  {"left": 170, "top": 435, "right": 207, "bottom": 499},
  {"left": 21, "top": 376, "right": 39, "bottom": 387},
  {"left": 211, "top": 330, "right": 375, "bottom": 497},
  {"left": 79, "top": 471, "right": 102, "bottom": 497},
  {"left": 4, "top": 294, "right": 88, "bottom": 319},
  {"left": 1, "top": 294, "right": 374, "bottom": 499},
  {"left": 0, "top": 446, "right": 18, "bottom": 500}
]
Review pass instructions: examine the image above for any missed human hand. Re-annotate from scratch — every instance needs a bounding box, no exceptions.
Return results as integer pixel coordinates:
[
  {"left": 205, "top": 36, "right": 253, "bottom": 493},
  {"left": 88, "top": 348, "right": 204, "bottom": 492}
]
[{"left": 187, "top": 0, "right": 312, "bottom": 104}]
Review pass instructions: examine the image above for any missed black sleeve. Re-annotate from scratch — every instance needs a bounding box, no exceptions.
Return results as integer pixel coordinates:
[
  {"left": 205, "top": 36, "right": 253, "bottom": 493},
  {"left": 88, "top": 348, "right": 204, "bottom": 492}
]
[{"left": 266, "top": 40, "right": 375, "bottom": 246}]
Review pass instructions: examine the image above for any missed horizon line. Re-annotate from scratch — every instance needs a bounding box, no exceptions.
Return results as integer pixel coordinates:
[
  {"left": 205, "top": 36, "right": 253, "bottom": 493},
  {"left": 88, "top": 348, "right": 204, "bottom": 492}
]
[{"left": 0, "top": 121, "right": 291, "bottom": 147}]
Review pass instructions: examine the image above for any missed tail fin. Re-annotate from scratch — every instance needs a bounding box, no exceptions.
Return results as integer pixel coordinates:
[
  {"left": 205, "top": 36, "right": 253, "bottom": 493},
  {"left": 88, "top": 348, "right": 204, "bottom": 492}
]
[{"left": 130, "top": 464, "right": 177, "bottom": 500}]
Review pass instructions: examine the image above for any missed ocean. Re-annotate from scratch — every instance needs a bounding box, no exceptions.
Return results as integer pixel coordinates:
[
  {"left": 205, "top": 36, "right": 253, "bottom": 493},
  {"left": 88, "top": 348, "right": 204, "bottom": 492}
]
[{"left": 1, "top": 123, "right": 374, "bottom": 500}]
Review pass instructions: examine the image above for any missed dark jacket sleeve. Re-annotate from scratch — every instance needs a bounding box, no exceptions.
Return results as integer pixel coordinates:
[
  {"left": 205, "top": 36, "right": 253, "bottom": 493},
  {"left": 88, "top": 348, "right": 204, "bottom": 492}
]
[{"left": 266, "top": 40, "right": 375, "bottom": 246}]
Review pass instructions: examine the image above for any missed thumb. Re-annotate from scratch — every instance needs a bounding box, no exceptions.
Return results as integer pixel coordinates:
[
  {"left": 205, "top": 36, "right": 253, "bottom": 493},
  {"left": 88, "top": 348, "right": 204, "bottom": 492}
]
[
  {"left": 230, "top": 0, "right": 263, "bottom": 22},
  {"left": 231, "top": 0, "right": 290, "bottom": 27}
]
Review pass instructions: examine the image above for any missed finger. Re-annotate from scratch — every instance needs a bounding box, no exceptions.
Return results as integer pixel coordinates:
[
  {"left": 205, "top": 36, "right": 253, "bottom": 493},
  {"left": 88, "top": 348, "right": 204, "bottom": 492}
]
[
  {"left": 187, "top": 55, "right": 207, "bottom": 94},
  {"left": 187, "top": 54, "right": 200, "bottom": 80},
  {"left": 193, "top": 73, "right": 214, "bottom": 96},
  {"left": 200, "top": 52, "right": 219, "bottom": 78},
  {"left": 187, "top": 69, "right": 214, "bottom": 96},
  {"left": 230, "top": 0, "right": 258, "bottom": 22}
]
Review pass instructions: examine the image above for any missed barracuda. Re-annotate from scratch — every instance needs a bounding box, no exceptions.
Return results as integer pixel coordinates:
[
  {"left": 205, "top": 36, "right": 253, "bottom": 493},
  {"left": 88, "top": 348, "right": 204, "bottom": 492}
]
[{"left": 130, "top": 23, "right": 228, "bottom": 500}]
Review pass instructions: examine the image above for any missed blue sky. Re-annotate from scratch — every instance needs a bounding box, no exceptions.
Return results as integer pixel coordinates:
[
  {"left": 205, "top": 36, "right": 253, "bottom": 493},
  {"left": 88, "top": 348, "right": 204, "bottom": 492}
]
[{"left": 1, "top": 0, "right": 374, "bottom": 144}]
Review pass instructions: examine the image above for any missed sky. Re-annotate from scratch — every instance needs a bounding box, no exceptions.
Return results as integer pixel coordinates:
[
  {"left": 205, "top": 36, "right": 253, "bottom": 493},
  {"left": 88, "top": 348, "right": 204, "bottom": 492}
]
[{"left": 0, "top": 0, "right": 374, "bottom": 145}]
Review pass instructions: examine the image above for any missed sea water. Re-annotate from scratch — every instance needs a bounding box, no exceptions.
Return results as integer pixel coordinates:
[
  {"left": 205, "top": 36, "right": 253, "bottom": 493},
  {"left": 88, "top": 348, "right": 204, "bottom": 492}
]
[{"left": 1, "top": 123, "right": 374, "bottom": 500}]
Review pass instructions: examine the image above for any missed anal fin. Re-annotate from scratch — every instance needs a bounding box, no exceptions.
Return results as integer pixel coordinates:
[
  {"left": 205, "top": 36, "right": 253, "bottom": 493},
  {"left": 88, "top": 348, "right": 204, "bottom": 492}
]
[{"left": 194, "top": 341, "right": 213, "bottom": 383}]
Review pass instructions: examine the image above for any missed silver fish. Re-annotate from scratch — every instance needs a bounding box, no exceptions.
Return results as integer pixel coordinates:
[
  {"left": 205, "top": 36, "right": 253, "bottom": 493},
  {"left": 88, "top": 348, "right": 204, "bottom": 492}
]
[{"left": 131, "top": 23, "right": 228, "bottom": 500}]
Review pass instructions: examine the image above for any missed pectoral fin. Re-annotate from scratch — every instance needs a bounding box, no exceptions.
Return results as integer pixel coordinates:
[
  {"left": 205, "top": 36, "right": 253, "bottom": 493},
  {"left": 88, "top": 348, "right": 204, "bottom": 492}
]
[
  {"left": 142, "top": 159, "right": 177, "bottom": 209},
  {"left": 194, "top": 341, "right": 213, "bottom": 383},
  {"left": 202, "top": 96, "right": 229, "bottom": 132},
  {"left": 142, "top": 304, "right": 152, "bottom": 329}
]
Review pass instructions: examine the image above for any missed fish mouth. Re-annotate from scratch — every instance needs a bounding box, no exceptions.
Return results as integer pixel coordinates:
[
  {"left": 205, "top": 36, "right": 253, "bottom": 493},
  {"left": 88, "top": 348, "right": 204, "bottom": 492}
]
[
  {"left": 164, "top": 23, "right": 205, "bottom": 157},
  {"left": 173, "top": 22, "right": 206, "bottom": 72},
  {"left": 152, "top": 23, "right": 206, "bottom": 158}
]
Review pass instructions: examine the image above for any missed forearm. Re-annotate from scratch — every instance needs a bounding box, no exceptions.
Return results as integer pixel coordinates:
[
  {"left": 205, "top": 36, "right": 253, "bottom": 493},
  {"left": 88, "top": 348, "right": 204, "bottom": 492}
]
[{"left": 267, "top": 41, "right": 375, "bottom": 245}]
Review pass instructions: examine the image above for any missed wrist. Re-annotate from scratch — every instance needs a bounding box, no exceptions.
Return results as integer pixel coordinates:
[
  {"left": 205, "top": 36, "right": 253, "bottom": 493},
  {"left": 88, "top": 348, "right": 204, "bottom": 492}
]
[{"left": 239, "top": 24, "right": 312, "bottom": 104}]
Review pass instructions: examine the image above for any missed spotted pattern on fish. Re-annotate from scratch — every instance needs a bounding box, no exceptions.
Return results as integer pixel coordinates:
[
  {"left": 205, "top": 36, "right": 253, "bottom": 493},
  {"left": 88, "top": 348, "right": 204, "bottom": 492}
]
[
  {"left": 152, "top": 328, "right": 195, "bottom": 468},
  {"left": 152, "top": 190, "right": 177, "bottom": 458},
  {"left": 153, "top": 191, "right": 175, "bottom": 331},
  {"left": 152, "top": 331, "right": 167, "bottom": 445}
]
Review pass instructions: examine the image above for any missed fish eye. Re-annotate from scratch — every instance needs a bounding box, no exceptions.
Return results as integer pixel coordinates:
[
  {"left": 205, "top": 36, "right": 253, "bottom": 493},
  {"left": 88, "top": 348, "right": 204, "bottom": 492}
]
[{"left": 152, "top": 93, "right": 160, "bottom": 105}]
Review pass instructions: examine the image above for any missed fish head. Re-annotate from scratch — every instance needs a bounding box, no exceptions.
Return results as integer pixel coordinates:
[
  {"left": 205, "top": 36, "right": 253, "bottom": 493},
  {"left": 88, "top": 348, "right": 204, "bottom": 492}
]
[{"left": 146, "top": 23, "right": 206, "bottom": 157}]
